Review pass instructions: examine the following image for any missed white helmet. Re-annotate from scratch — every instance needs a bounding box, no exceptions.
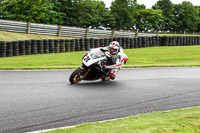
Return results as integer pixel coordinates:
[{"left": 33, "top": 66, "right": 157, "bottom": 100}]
[{"left": 108, "top": 41, "right": 120, "bottom": 55}]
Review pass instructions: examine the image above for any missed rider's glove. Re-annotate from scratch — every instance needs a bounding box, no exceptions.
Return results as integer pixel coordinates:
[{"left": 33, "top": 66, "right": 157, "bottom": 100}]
[{"left": 105, "top": 52, "right": 111, "bottom": 58}]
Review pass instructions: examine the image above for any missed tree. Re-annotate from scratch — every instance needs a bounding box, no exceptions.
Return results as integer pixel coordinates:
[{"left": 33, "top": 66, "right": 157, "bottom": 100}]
[
  {"left": 152, "top": 0, "right": 176, "bottom": 31},
  {"left": 175, "top": 2, "right": 199, "bottom": 32},
  {"left": 0, "top": 0, "right": 66, "bottom": 25},
  {"left": 89, "top": 1, "right": 114, "bottom": 29},
  {"left": 198, "top": 6, "right": 200, "bottom": 32},
  {"left": 75, "top": 0, "right": 98, "bottom": 27},
  {"left": 59, "top": 0, "right": 79, "bottom": 26},
  {"left": 72, "top": 0, "right": 113, "bottom": 28},
  {"left": 135, "top": 9, "right": 164, "bottom": 31},
  {"left": 1, "top": 0, "right": 48, "bottom": 22},
  {"left": 110, "top": 0, "right": 137, "bottom": 30},
  {"left": 0, "top": 0, "right": 14, "bottom": 19},
  {"left": 41, "top": 0, "right": 66, "bottom": 25},
  {"left": 0, "top": 0, "right": 4, "bottom": 18}
]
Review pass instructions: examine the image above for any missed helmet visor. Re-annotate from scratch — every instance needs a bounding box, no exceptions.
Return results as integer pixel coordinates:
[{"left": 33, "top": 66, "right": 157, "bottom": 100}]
[{"left": 110, "top": 47, "right": 117, "bottom": 52}]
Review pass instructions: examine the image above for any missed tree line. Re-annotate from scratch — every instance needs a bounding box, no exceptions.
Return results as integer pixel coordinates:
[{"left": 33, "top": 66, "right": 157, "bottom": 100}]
[{"left": 0, "top": 0, "right": 199, "bottom": 33}]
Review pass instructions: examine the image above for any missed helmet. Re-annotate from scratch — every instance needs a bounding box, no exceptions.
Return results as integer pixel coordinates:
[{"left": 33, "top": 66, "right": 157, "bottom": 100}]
[{"left": 108, "top": 41, "right": 120, "bottom": 55}]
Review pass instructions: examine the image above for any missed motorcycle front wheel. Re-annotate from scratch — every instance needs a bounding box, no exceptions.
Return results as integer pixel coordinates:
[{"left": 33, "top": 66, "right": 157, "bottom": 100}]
[{"left": 69, "top": 67, "right": 85, "bottom": 84}]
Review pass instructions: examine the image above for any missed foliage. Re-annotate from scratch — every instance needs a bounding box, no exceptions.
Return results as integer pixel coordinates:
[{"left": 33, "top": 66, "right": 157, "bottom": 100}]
[
  {"left": 152, "top": 0, "right": 177, "bottom": 31},
  {"left": 90, "top": 1, "right": 114, "bottom": 29},
  {"left": 0, "top": 0, "right": 47, "bottom": 22},
  {"left": 0, "top": 0, "right": 200, "bottom": 32},
  {"left": 174, "top": 2, "right": 199, "bottom": 32},
  {"left": 152, "top": 0, "right": 200, "bottom": 32},
  {"left": 0, "top": 0, "right": 8, "bottom": 18},
  {"left": 110, "top": 0, "right": 138, "bottom": 30},
  {"left": 76, "top": 0, "right": 105, "bottom": 28},
  {"left": 135, "top": 9, "right": 164, "bottom": 31},
  {"left": 41, "top": 0, "right": 66, "bottom": 25}
]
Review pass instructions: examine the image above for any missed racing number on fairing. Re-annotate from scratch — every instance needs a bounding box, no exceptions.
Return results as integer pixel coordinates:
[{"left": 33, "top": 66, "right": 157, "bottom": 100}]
[{"left": 84, "top": 56, "right": 90, "bottom": 62}]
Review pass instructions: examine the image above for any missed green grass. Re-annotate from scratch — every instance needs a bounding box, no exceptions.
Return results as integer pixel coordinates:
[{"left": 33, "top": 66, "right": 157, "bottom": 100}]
[
  {"left": 43, "top": 107, "right": 200, "bottom": 133},
  {"left": 0, "top": 45, "right": 200, "bottom": 69},
  {"left": 1, "top": 31, "right": 199, "bottom": 42},
  {"left": 0, "top": 31, "right": 74, "bottom": 41},
  {"left": 159, "top": 34, "right": 200, "bottom": 36},
  {"left": 127, "top": 45, "right": 200, "bottom": 68},
  {"left": 0, "top": 51, "right": 84, "bottom": 69}
]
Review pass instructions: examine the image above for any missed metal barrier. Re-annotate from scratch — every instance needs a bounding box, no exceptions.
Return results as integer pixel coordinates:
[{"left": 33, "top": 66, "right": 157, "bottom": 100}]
[{"left": 0, "top": 19, "right": 157, "bottom": 38}]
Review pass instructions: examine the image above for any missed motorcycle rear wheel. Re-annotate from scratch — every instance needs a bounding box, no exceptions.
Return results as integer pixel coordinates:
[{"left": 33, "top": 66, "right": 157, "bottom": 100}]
[{"left": 69, "top": 67, "right": 85, "bottom": 84}]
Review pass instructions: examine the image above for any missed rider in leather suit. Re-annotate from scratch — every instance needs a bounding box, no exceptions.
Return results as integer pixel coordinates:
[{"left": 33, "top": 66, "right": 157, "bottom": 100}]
[{"left": 100, "top": 41, "right": 128, "bottom": 80}]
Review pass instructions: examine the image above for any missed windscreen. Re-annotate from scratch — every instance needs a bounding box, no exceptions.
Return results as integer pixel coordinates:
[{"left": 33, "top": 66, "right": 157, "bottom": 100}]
[{"left": 90, "top": 49, "right": 105, "bottom": 59}]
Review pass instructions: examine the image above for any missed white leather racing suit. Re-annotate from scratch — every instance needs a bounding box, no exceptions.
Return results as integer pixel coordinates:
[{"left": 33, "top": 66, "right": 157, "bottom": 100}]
[{"left": 100, "top": 46, "right": 128, "bottom": 79}]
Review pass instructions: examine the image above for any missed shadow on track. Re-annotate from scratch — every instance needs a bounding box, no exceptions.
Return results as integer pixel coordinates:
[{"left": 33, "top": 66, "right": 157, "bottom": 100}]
[{"left": 69, "top": 80, "right": 121, "bottom": 88}]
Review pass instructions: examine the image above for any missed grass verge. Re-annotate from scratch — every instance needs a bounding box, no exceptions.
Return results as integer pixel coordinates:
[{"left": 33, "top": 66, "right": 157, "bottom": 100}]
[
  {"left": 1, "top": 31, "right": 199, "bottom": 42},
  {"left": 159, "top": 34, "right": 200, "bottom": 36},
  {"left": 42, "top": 107, "right": 200, "bottom": 133},
  {"left": 0, "top": 45, "right": 200, "bottom": 70},
  {"left": 0, "top": 31, "right": 74, "bottom": 41}
]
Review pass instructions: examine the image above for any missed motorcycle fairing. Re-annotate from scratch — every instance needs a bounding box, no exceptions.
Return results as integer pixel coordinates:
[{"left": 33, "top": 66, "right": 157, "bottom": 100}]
[{"left": 82, "top": 48, "right": 107, "bottom": 67}]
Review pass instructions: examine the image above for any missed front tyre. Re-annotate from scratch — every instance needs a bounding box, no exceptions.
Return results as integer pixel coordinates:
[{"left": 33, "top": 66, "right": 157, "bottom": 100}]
[{"left": 69, "top": 67, "right": 84, "bottom": 84}]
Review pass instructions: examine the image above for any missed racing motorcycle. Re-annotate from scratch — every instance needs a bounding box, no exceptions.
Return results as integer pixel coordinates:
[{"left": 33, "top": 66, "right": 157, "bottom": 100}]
[{"left": 69, "top": 48, "right": 114, "bottom": 84}]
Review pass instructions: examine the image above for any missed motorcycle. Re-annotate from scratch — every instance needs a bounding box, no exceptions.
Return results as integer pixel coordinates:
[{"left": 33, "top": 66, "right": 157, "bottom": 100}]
[{"left": 69, "top": 48, "right": 114, "bottom": 84}]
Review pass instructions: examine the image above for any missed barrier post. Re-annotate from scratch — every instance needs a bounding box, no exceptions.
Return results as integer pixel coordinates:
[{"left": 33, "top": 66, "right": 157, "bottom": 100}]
[
  {"left": 27, "top": 22, "right": 31, "bottom": 34},
  {"left": 86, "top": 28, "right": 89, "bottom": 38},
  {"left": 58, "top": 25, "right": 62, "bottom": 37}
]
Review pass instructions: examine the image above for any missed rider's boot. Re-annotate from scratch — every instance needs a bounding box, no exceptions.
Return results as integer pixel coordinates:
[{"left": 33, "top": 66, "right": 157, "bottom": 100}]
[
  {"left": 101, "top": 76, "right": 110, "bottom": 81},
  {"left": 108, "top": 73, "right": 116, "bottom": 80}
]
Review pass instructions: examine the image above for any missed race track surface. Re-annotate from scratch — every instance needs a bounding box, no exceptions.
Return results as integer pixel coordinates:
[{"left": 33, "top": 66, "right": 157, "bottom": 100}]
[{"left": 0, "top": 67, "right": 200, "bottom": 133}]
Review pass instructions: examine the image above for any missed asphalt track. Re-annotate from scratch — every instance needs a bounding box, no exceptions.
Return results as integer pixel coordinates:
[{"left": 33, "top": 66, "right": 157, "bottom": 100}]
[{"left": 0, "top": 67, "right": 200, "bottom": 133}]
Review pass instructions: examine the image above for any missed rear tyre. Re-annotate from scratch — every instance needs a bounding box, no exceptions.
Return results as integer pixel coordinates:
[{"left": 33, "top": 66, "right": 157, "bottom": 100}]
[{"left": 69, "top": 67, "right": 84, "bottom": 84}]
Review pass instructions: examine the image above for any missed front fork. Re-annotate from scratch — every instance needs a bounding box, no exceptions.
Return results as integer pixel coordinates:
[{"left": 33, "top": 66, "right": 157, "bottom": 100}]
[{"left": 79, "top": 66, "right": 90, "bottom": 80}]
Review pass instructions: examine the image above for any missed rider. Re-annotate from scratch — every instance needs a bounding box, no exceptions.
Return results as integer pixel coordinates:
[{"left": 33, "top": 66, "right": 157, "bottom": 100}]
[{"left": 101, "top": 41, "right": 128, "bottom": 80}]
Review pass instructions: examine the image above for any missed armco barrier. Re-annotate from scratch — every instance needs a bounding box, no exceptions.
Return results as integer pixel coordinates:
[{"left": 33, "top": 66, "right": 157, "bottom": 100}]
[
  {"left": 0, "top": 36, "right": 200, "bottom": 58},
  {"left": 0, "top": 19, "right": 157, "bottom": 38}
]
